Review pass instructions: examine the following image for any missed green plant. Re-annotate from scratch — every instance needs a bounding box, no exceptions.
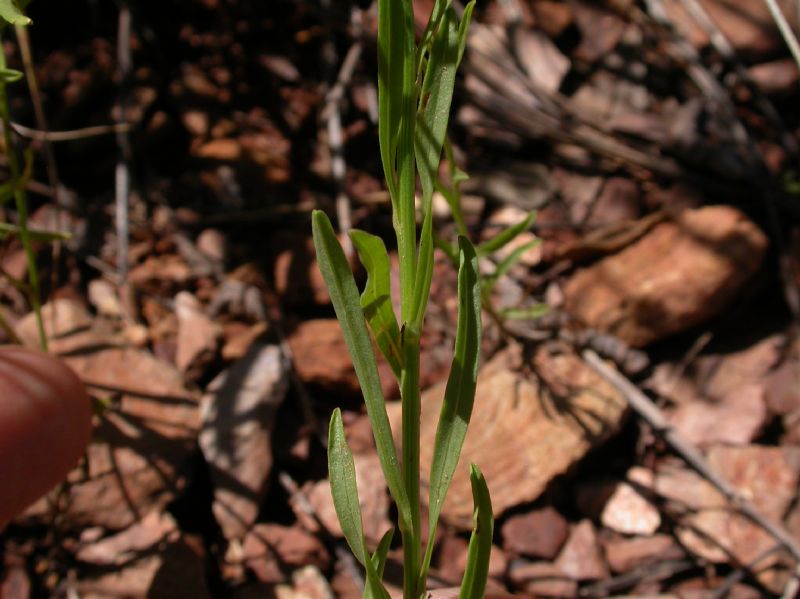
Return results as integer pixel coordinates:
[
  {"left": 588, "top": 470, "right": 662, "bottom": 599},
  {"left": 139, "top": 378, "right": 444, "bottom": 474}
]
[
  {"left": 311, "top": 1, "right": 494, "bottom": 598},
  {"left": 435, "top": 140, "right": 546, "bottom": 325},
  {"left": 0, "top": 0, "right": 49, "bottom": 350}
]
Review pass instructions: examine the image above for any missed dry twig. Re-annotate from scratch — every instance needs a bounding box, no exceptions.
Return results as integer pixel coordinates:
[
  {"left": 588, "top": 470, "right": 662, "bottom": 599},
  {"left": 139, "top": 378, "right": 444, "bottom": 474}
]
[
  {"left": 115, "top": 1, "right": 132, "bottom": 285},
  {"left": 583, "top": 349, "right": 800, "bottom": 565}
]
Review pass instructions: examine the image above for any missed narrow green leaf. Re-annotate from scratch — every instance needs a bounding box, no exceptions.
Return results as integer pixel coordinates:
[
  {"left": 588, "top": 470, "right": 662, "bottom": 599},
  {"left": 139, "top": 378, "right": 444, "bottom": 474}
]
[
  {"left": 410, "top": 197, "right": 434, "bottom": 329},
  {"left": 0, "top": 222, "right": 71, "bottom": 242},
  {"left": 501, "top": 304, "right": 549, "bottom": 321},
  {"left": 0, "top": 0, "right": 30, "bottom": 26},
  {"left": 379, "top": 0, "right": 418, "bottom": 321},
  {"left": 362, "top": 529, "right": 394, "bottom": 599},
  {"left": 494, "top": 238, "right": 540, "bottom": 281},
  {"left": 0, "top": 67, "right": 22, "bottom": 83},
  {"left": 477, "top": 211, "right": 536, "bottom": 256},
  {"left": 417, "top": 0, "right": 452, "bottom": 67},
  {"left": 418, "top": 236, "right": 481, "bottom": 589},
  {"left": 458, "top": 464, "right": 494, "bottom": 599},
  {"left": 328, "top": 409, "right": 369, "bottom": 565},
  {"left": 456, "top": 1, "right": 476, "bottom": 66},
  {"left": 372, "top": 528, "right": 395, "bottom": 578},
  {"left": 312, "top": 210, "right": 413, "bottom": 535},
  {"left": 452, "top": 166, "right": 470, "bottom": 186},
  {"left": 350, "top": 229, "right": 402, "bottom": 379},
  {"left": 415, "top": 6, "right": 459, "bottom": 205},
  {"left": 328, "top": 410, "right": 390, "bottom": 599}
]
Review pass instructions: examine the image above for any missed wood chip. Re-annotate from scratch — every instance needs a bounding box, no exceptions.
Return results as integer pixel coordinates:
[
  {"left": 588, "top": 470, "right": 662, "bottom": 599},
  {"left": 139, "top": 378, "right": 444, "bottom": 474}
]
[
  {"left": 199, "top": 343, "right": 290, "bottom": 540},
  {"left": 555, "top": 520, "right": 609, "bottom": 581},
  {"left": 392, "top": 345, "right": 627, "bottom": 528},
  {"left": 564, "top": 206, "right": 768, "bottom": 347},
  {"left": 655, "top": 446, "right": 800, "bottom": 566},
  {"left": 501, "top": 507, "right": 569, "bottom": 560}
]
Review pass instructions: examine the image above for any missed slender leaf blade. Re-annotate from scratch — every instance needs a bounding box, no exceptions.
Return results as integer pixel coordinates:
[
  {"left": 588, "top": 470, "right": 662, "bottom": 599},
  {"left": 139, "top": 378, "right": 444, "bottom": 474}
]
[
  {"left": 362, "top": 529, "right": 395, "bottom": 599},
  {"left": 328, "top": 410, "right": 391, "bottom": 599},
  {"left": 456, "top": 1, "right": 476, "bottom": 66},
  {"left": 0, "top": 0, "right": 30, "bottom": 26},
  {"left": 0, "top": 67, "right": 22, "bottom": 83},
  {"left": 372, "top": 528, "right": 395, "bottom": 578},
  {"left": 350, "top": 229, "right": 402, "bottom": 379},
  {"left": 415, "top": 7, "right": 459, "bottom": 205},
  {"left": 458, "top": 464, "right": 494, "bottom": 599},
  {"left": 501, "top": 303, "right": 549, "bottom": 321},
  {"left": 328, "top": 408, "right": 368, "bottom": 565},
  {"left": 0, "top": 223, "right": 71, "bottom": 242},
  {"left": 419, "top": 236, "right": 481, "bottom": 588},
  {"left": 477, "top": 211, "right": 536, "bottom": 256},
  {"left": 494, "top": 238, "right": 540, "bottom": 280},
  {"left": 410, "top": 196, "right": 434, "bottom": 329},
  {"left": 312, "top": 210, "right": 412, "bottom": 534}
]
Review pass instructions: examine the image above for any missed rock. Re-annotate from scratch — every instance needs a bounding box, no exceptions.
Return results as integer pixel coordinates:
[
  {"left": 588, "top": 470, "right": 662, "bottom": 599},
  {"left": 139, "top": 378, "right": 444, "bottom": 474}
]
[
  {"left": 391, "top": 345, "right": 627, "bottom": 528},
  {"left": 76, "top": 511, "right": 179, "bottom": 566},
  {"left": 129, "top": 254, "right": 193, "bottom": 292},
  {"left": 655, "top": 446, "right": 800, "bottom": 566},
  {"left": 531, "top": 1, "right": 573, "bottom": 37},
  {"left": 1, "top": 545, "right": 30, "bottom": 599},
  {"left": 508, "top": 561, "right": 577, "bottom": 597},
  {"left": 766, "top": 354, "right": 800, "bottom": 416},
  {"left": 181, "top": 110, "right": 209, "bottom": 136},
  {"left": 196, "top": 138, "right": 242, "bottom": 161},
  {"left": 273, "top": 236, "right": 330, "bottom": 307},
  {"left": 287, "top": 319, "right": 359, "bottom": 395},
  {"left": 603, "top": 534, "right": 685, "bottom": 573},
  {"left": 88, "top": 279, "right": 123, "bottom": 318},
  {"left": 600, "top": 469, "right": 661, "bottom": 536},
  {"left": 76, "top": 537, "right": 211, "bottom": 599},
  {"left": 648, "top": 334, "right": 782, "bottom": 405},
  {"left": 555, "top": 520, "right": 609, "bottom": 581},
  {"left": 501, "top": 507, "right": 569, "bottom": 559},
  {"left": 554, "top": 168, "right": 604, "bottom": 223},
  {"left": 222, "top": 321, "right": 269, "bottom": 361},
  {"left": 514, "top": 27, "right": 570, "bottom": 93},
  {"left": 275, "top": 566, "right": 334, "bottom": 599},
  {"left": 199, "top": 343, "right": 290, "bottom": 541},
  {"left": 702, "top": 335, "right": 783, "bottom": 399},
  {"left": 586, "top": 177, "right": 641, "bottom": 225},
  {"left": 667, "top": 383, "right": 767, "bottom": 447},
  {"left": 748, "top": 59, "right": 799, "bottom": 95},
  {"left": 242, "top": 524, "right": 330, "bottom": 584},
  {"left": 436, "top": 535, "right": 507, "bottom": 582},
  {"left": 196, "top": 228, "right": 227, "bottom": 263},
  {"left": 564, "top": 206, "right": 768, "bottom": 347},
  {"left": 14, "top": 298, "right": 92, "bottom": 347},
  {"left": 570, "top": 0, "right": 628, "bottom": 62},
  {"left": 664, "top": 0, "right": 794, "bottom": 56},
  {"left": 174, "top": 291, "right": 220, "bottom": 376}
]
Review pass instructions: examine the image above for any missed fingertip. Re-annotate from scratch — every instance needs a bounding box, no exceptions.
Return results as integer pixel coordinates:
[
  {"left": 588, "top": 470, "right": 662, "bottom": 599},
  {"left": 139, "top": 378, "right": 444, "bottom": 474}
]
[{"left": 0, "top": 346, "right": 92, "bottom": 527}]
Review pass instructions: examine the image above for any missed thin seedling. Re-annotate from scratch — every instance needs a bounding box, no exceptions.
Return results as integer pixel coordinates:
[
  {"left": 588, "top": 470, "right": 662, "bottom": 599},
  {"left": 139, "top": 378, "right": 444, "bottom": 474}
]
[
  {"left": 312, "top": 1, "right": 494, "bottom": 598},
  {"left": 0, "top": 0, "right": 49, "bottom": 350}
]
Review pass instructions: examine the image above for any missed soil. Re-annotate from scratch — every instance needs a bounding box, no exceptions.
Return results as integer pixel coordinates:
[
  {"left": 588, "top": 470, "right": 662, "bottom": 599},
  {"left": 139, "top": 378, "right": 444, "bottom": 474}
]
[{"left": 2, "top": 0, "right": 800, "bottom": 597}]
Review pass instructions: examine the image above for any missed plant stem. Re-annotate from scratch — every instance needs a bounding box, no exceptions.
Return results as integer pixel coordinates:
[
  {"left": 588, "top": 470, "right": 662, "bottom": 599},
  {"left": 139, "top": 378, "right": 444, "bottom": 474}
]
[
  {"left": 401, "top": 325, "right": 421, "bottom": 598},
  {"left": 0, "top": 33, "right": 46, "bottom": 351}
]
